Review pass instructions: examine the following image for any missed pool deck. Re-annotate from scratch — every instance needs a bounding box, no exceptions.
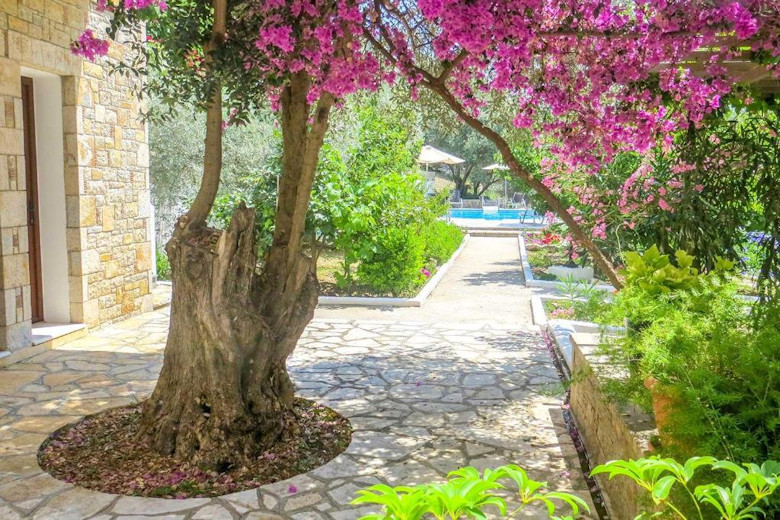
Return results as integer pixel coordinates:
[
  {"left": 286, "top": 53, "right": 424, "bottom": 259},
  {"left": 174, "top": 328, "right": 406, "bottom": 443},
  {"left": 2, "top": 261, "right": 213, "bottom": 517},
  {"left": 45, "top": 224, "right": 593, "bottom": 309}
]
[{"left": 449, "top": 217, "right": 545, "bottom": 229}]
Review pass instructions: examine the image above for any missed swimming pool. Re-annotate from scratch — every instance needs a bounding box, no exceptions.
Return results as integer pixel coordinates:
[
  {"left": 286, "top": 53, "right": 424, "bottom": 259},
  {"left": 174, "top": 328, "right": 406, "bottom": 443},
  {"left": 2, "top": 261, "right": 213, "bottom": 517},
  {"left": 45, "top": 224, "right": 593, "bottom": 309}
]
[{"left": 449, "top": 208, "right": 540, "bottom": 221}]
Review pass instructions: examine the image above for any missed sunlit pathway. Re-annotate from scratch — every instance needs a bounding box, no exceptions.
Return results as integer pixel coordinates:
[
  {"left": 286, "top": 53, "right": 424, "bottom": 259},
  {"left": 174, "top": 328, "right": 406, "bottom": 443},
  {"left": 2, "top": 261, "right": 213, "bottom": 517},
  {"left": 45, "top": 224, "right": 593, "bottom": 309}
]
[
  {"left": 0, "top": 237, "right": 593, "bottom": 519},
  {"left": 315, "top": 235, "right": 534, "bottom": 325}
]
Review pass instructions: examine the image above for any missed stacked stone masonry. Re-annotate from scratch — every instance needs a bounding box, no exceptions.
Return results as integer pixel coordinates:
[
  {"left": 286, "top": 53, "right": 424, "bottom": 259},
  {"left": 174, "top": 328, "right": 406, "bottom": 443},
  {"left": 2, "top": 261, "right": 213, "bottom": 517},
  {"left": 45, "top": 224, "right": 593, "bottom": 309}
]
[
  {"left": 569, "top": 335, "right": 656, "bottom": 520},
  {"left": 0, "top": 0, "right": 153, "bottom": 352}
]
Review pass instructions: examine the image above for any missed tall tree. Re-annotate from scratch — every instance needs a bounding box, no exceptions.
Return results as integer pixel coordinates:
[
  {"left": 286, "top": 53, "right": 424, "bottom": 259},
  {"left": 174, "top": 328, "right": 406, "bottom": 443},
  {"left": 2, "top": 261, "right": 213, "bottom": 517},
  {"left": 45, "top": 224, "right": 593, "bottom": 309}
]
[
  {"left": 426, "top": 126, "right": 500, "bottom": 197},
  {"left": 75, "top": 0, "right": 779, "bottom": 464},
  {"left": 364, "top": 0, "right": 780, "bottom": 288},
  {"left": 77, "top": 0, "right": 380, "bottom": 465}
]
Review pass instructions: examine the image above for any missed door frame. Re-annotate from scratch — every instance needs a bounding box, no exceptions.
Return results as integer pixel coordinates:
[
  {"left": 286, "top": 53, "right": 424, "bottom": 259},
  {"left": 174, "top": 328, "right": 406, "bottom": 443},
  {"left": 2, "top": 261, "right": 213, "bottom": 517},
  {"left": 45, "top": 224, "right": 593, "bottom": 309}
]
[{"left": 21, "top": 76, "right": 44, "bottom": 323}]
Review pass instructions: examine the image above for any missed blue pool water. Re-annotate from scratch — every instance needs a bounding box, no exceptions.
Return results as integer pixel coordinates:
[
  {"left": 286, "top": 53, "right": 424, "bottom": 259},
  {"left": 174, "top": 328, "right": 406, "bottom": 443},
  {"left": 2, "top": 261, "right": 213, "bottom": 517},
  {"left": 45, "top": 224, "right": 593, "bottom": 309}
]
[{"left": 450, "top": 208, "right": 539, "bottom": 221}]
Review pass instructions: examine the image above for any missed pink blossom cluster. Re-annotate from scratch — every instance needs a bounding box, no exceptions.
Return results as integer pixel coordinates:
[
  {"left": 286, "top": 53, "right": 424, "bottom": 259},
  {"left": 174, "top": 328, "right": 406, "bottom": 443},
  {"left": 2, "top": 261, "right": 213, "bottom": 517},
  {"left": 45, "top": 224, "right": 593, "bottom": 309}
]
[
  {"left": 74, "top": 1, "right": 168, "bottom": 59},
  {"left": 385, "top": 0, "right": 780, "bottom": 168},
  {"left": 247, "top": 0, "right": 381, "bottom": 103},
  {"left": 70, "top": 29, "right": 109, "bottom": 60}
]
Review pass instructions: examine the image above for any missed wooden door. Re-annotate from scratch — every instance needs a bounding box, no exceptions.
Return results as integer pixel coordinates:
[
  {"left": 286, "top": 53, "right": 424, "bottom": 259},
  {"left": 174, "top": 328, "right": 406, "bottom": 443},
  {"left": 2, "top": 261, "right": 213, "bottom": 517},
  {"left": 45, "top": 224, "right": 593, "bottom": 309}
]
[{"left": 21, "top": 77, "right": 43, "bottom": 323}]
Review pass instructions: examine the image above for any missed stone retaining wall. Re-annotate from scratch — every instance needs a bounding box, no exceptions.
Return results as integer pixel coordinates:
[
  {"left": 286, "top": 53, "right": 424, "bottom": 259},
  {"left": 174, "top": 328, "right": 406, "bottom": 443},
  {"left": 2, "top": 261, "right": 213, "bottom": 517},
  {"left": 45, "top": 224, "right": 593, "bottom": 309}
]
[{"left": 569, "top": 335, "right": 655, "bottom": 520}]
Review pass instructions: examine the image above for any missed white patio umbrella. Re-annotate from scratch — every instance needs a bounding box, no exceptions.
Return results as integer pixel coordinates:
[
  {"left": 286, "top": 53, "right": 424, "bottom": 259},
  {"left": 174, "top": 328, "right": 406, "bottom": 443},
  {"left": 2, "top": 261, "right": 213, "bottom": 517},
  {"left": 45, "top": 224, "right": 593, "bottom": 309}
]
[
  {"left": 418, "top": 145, "right": 465, "bottom": 166},
  {"left": 481, "top": 163, "right": 509, "bottom": 171},
  {"left": 418, "top": 145, "right": 464, "bottom": 196},
  {"left": 482, "top": 164, "right": 510, "bottom": 198}
]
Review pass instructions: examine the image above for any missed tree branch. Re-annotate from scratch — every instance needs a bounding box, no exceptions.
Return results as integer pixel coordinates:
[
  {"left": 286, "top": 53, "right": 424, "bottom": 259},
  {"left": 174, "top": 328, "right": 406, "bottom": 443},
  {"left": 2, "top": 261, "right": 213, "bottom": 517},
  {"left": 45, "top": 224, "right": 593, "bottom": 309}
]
[
  {"left": 439, "top": 49, "right": 469, "bottom": 82},
  {"left": 424, "top": 80, "right": 623, "bottom": 288},
  {"left": 181, "top": 0, "right": 227, "bottom": 230}
]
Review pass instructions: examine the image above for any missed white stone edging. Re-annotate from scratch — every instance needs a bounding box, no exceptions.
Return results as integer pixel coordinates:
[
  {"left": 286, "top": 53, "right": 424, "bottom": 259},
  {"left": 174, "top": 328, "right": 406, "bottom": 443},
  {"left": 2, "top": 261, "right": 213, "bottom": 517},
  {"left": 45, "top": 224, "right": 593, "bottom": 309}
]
[
  {"left": 534, "top": 293, "right": 624, "bottom": 379},
  {"left": 317, "top": 233, "right": 470, "bottom": 308},
  {"left": 518, "top": 234, "right": 614, "bottom": 292}
]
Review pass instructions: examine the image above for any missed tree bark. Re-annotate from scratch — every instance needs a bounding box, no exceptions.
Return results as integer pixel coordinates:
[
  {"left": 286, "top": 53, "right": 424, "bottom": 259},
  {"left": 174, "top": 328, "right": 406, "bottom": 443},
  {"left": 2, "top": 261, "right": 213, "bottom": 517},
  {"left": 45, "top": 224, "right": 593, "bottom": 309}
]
[
  {"left": 181, "top": 0, "right": 226, "bottom": 231},
  {"left": 424, "top": 81, "right": 623, "bottom": 288},
  {"left": 140, "top": 46, "right": 335, "bottom": 464},
  {"left": 140, "top": 207, "right": 315, "bottom": 465}
]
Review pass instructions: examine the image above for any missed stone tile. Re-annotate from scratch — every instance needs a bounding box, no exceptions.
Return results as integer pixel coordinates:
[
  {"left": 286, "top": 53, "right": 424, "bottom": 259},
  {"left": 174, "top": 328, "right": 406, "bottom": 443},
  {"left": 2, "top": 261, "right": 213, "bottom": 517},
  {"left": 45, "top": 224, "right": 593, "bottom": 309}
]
[
  {"left": 0, "top": 371, "right": 44, "bottom": 393},
  {"left": 346, "top": 431, "right": 425, "bottom": 461},
  {"left": 0, "top": 505, "right": 23, "bottom": 520},
  {"left": 0, "top": 473, "right": 69, "bottom": 503},
  {"left": 329, "top": 505, "right": 381, "bottom": 520},
  {"left": 327, "top": 482, "right": 363, "bottom": 505},
  {"left": 0, "top": 282, "right": 592, "bottom": 518},
  {"left": 7, "top": 415, "right": 77, "bottom": 433},
  {"left": 112, "top": 496, "right": 210, "bottom": 515},
  {"left": 114, "top": 515, "right": 187, "bottom": 520},
  {"left": 0, "top": 433, "right": 48, "bottom": 456},
  {"left": 191, "top": 504, "right": 234, "bottom": 519},
  {"left": 0, "top": 454, "right": 39, "bottom": 476},
  {"left": 32, "top": 487, "right": 115, "bottom": 519},
  {"left": 283, "top": 492, "right": 323, "bottom": 511},
  {"left": 311, "top": 456, "right": 370, "bottom": 480},
  {"left": 244, "top": 513, "right": 284, "bottom": 520}
]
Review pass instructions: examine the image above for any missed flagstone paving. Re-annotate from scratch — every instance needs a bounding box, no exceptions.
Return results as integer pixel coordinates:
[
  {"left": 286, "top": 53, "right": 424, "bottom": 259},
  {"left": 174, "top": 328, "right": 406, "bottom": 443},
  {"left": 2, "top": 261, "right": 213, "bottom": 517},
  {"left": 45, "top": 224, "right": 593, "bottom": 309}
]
[{"left": 0, "top": 237, "right": 593, "bottom": 519}]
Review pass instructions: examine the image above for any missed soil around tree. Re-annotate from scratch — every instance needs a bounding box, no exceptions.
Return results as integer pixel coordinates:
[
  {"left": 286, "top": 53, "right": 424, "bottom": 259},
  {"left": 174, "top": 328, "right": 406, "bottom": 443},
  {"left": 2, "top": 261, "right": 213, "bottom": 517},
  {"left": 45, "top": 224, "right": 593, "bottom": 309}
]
[{"left": 38, "top": 398, "right": 352, "bottom": 498}]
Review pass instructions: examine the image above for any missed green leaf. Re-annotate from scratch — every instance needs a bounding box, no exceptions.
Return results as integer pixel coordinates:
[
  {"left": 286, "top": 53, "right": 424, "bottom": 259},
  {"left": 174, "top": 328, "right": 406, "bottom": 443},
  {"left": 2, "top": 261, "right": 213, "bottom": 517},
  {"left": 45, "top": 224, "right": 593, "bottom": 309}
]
[{"left": 651, "top": 475, "right": 677, "bottom": 502}]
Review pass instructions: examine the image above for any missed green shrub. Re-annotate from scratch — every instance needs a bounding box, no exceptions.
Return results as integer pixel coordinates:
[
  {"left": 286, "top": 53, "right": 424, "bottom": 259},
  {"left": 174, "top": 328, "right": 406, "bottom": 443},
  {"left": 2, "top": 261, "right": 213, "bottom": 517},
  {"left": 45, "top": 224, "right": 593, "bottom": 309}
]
[
  {"left": 156, "top": 249, "right": 171, "bottom": 281},
  {"left": 600, "top": 247, "right": 780, "bottom": 469},
  {"left": 593, "top": 457, "right": 779, "bottom": 520},
  {"left": 353, "top": 464, "right": 588, "bottom": 520},
  {"left": 422, "top": 221, "right": 464, "bottom": 265},
  {"left": 357, "top": 226, "right": 427, "bottom": 296}
]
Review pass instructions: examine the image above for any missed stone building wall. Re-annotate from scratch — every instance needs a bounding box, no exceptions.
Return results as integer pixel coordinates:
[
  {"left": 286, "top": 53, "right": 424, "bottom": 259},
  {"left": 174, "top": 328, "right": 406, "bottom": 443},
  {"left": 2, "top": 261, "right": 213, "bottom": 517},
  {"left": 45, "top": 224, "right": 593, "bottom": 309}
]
[{"left": 0, "top": 0, "right": 153, "bottom": 352}]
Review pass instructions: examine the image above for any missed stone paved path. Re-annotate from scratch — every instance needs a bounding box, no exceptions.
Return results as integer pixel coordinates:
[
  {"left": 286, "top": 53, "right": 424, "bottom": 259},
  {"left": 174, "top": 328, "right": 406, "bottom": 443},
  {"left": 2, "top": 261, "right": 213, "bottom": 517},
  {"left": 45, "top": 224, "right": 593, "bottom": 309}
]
[
  {"left": 0, "top": 237, "right": 592, "bottom": 519},
  {"left": 316, "top": 236, "right": 535, "bottom": 325}
]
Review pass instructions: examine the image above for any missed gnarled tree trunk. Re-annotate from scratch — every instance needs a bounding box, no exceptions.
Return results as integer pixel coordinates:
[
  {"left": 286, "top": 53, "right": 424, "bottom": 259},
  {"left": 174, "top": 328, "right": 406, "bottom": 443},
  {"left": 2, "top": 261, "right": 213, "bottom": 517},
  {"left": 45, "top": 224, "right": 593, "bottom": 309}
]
[
  {"left": 140, "top": 208, "right": 317, "bottom": 465},
  {"left": 140, "top": 68, "right": 334, "bottom": 465}
]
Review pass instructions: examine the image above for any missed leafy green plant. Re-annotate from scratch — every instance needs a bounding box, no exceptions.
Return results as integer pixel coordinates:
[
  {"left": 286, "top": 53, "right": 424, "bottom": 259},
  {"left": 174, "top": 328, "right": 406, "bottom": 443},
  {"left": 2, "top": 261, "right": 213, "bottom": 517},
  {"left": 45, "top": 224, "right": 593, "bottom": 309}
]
[
  {"left": 156, "top": 249, "right": 171, "bottom": 281},
  {"left": 357, "top": 226, "right": 427, "bottom": 296},
  {"left": 622, "top": 245, "right": 734, "bottom": 295},
  {"left": 352, "top": 464, "right": 588, "bottom": 520},
  {"left": 547, "top": 276, "right": 608, "bottom": 322},
  {"left": 592, "top": 457, "right": 779, "bottom": 519},
  {"left": 422, "top": 220, "right": 464, "bottom": 266},
  {"left": 353, "top": 458, "right": 779, "bottom": 520},
  {"left": 599, "top": 247, "right": 779, "bottom": 472},
  {"left": 557, "top": 275, "right": 603, "bottom": 302}
]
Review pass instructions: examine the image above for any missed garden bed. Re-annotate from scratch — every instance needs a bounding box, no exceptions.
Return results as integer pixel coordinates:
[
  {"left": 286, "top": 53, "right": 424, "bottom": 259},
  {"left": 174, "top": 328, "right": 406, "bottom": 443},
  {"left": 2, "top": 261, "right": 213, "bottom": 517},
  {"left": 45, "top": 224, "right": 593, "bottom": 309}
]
[
  {"left": 533, "top": 296, "right": 653, "bottom": 519},
  {"left": 519, "top": 234, "right": 613, "bottom": 292},
  {"left": 38, "top": 398, "right": 351, "bottom": 498},
  {"left": 524, "top": 231, "right": 573, "bottom": 281},
  {"left": 317, "top": 233, "right": 469, "bottom": 307}
]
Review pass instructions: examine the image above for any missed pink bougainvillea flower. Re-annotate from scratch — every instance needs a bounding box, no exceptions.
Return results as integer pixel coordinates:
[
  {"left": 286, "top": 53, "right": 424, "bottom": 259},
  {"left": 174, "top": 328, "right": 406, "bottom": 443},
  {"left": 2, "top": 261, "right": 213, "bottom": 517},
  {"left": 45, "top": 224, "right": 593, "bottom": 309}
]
[
  {"left": 288, "top": 485, "right": 298, "bottom": 494},
  {"left": 70, "top": 30, "right": 109, "bottom": 60},
  {"left": 420, "top": 268, "right": 431, "bottom": 278}
]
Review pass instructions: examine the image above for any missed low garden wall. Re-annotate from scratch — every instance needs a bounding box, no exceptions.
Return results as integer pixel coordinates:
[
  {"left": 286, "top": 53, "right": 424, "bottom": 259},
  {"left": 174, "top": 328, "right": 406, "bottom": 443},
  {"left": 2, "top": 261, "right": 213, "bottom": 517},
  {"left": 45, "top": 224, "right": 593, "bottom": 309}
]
[
  {"left": 569, "top": 335, "right": 655, "bottom": 520},
  {"left": 518, "top": 235, "right": 613, "bottom": 291}
]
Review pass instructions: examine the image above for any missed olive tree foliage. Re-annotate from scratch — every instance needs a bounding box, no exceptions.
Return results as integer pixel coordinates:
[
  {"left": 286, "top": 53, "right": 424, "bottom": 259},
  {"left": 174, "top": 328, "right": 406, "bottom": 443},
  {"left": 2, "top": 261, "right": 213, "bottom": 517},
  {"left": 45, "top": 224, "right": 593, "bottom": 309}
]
[
  {"left": 149, "top": 104, "right": 278, "bottom": 248},
  {"left": 427, "top": 126, "right": 500, "bottom": 198}
]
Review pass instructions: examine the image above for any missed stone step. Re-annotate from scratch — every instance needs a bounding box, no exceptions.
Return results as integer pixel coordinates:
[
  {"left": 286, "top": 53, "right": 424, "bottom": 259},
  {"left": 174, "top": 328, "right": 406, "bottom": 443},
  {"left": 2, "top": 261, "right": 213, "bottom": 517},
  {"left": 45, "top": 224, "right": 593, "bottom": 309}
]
[{"left": 468, "top": 230, "right": 520, "bottom": 238}]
